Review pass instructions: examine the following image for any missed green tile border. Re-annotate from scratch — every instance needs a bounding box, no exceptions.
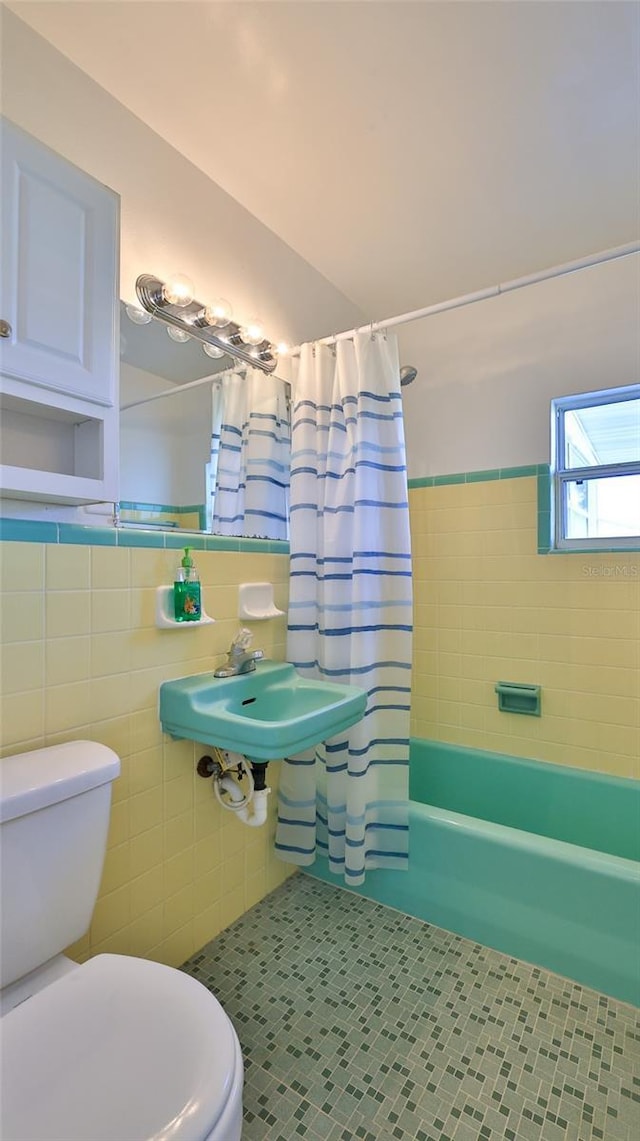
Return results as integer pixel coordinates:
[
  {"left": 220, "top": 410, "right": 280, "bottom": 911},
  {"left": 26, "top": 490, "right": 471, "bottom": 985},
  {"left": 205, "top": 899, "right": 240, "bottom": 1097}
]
[
  {"left": 119, "top": 500, "right": 207, "bottom": 531},
  {"left": 205, "top": 535, "right": 240, "bottom": 552},
  {"left": 466, "top": 468, "right": 501, "bottom": 483},
  {"left": 537, "top": 468, "right": 552, "bottom": 553},
  {"left": 0, "top": 518, "right": 59, "bottom": 543},
  {"left": 501, "top": 464, "right": 539, "bottom": 479},
  {"left": 119, "top": 500, "right": 204, "bottom": 514},
  {"left": 119, "top": 500, "right": 207, "bottom": 530},
  {"left": 433, "top": 472, "right": 465, "bottom": 486},
  {"left": 0, "top": 516, "right": 289, "bottom": 554},
  {"left": 163, "top": 533, "right": 207, "bottom": 551},
  {"left": 408, "top": 465, "right": 639, "bottom": 555},
  {"left": 408, "top": 463, "right": 545, "bottom": 489},
  {"left": 58, "top": 524, "right": 117, "bottom": 546},
  {"left": 115, "top": 528, "right": 166, "bottom": 548}
]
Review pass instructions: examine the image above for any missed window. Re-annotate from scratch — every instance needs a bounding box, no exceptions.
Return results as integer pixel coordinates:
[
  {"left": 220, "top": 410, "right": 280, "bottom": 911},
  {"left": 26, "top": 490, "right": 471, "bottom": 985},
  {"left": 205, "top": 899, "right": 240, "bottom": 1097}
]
[{"left": 551, "top": 385, "right": 640, "bottom": 550}]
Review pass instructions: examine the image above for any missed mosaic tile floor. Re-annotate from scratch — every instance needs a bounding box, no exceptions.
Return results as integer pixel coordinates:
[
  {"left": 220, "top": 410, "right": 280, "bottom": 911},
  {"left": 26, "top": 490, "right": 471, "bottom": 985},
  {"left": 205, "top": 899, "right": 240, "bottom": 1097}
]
[{"left": 181, "top": 874, "right": 640, "bottom": 1141}]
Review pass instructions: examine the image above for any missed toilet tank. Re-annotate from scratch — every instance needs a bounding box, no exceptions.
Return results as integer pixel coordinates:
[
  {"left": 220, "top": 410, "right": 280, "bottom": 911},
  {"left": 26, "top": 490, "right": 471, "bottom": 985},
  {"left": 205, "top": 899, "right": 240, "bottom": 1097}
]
[{"left": 0, "top": 741, "right": 120, "bottom": 989}]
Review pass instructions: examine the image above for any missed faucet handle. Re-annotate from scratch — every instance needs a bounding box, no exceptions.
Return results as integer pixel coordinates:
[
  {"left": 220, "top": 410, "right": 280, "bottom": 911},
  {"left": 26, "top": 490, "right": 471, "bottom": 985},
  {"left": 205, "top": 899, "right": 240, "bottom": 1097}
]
[{"left": 231, "top": 627, "right": 253, "bottom": 653}]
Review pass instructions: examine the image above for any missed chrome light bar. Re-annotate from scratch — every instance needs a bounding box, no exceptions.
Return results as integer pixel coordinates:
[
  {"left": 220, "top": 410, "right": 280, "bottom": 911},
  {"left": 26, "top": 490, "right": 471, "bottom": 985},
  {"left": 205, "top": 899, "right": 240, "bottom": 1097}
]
[{"left": 135, "top": 274, "right": 279, "bottom": 374}]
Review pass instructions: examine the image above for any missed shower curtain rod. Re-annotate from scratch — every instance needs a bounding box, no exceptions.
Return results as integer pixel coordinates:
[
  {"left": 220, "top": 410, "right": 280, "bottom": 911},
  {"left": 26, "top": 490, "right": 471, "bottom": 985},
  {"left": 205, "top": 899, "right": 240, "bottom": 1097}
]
[
  {"left": 121, "top": 240, "right": 638, "bottom": 410},
  {"left": 289, "top": 240, "right": 640, "bottom": 355},
  {"left": 120, "top": 363, "right": 245, "bottom": 412}
]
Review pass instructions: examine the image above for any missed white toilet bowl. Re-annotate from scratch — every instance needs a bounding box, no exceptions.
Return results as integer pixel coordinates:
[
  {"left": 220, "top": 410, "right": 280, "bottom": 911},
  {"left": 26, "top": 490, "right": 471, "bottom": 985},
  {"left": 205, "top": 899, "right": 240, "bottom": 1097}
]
[
  {"left": 0, "top": 742, "right": 244, "bottom": 1141},
  {"left": 0, "top": 954, "right": 243, "bottom": 1141}
]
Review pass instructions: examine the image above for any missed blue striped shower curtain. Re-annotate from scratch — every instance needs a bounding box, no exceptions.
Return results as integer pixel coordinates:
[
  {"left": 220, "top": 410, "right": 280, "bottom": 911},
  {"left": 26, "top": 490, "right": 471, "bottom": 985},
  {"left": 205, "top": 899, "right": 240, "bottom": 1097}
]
[
  {"left": 275, "top": 332, "right": 412, "bottom": 885},
  {"left": 210, "top": 367, "right": 290, "bottom": 539}
]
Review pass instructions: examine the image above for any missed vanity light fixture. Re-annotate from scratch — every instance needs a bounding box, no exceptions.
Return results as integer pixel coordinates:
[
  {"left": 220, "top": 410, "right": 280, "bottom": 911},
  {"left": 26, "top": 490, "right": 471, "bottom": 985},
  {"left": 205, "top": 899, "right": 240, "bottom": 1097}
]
[
  {"left": 167, "top": 326, "right": 190, "bottom": 343},
  {"left": 241, "top": 318, "right": 266, "bottom": 346},
  {"left": 202, "top": 342, "right": 226, "bottom": 359},
  {"left": 201, "top": 299, "right": 233, "bottom": 327},
  {"left": 135, "top": 273, "right": 279, "bottom": 374},
  {"left": 125, "top": 304, "right": 152, "bottom": 325},
  {"left": 162, "top": 274, "right": 195, "bottom": 307}
]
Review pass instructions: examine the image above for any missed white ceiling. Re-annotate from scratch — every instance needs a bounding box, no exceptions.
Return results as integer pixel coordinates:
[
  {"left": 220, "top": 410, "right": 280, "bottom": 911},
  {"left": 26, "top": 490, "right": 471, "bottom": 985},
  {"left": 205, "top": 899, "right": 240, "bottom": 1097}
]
[{"left": 7, "top": 0, "right": 640, "bottom": 321}]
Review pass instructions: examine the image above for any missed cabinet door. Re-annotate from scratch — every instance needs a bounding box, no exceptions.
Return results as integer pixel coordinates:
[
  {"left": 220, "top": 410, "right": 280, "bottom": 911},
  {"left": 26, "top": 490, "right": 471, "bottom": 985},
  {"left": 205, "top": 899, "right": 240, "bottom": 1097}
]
[{"left": 0, "top": 118, "right": 119, "bottom": 407}]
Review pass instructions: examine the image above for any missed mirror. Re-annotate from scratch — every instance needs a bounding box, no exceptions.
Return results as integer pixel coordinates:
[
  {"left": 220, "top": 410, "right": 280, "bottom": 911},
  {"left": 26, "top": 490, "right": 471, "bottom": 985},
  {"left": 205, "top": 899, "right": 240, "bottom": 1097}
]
[{"left": 119, "top": 303, "right": 291, "bottom": 537}]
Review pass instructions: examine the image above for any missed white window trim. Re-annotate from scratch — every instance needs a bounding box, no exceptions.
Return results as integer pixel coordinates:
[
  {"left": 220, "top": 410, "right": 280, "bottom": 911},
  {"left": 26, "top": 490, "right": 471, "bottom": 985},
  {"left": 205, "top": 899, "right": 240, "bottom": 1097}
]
[{"left": 551, "top": 385, "right": 640, "bottom": 551}]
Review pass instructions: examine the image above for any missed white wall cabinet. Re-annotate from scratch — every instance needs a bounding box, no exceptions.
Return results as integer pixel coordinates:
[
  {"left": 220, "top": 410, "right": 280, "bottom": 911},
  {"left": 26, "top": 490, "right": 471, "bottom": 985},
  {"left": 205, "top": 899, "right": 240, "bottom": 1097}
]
[{"left": 0, "top": 118, "right": 120, "bottom": 504}]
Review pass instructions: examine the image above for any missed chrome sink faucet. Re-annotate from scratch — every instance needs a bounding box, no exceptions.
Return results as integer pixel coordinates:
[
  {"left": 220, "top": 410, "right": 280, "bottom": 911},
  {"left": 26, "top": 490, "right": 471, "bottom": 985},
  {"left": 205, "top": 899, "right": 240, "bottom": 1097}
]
[{"left": 214, "top": 629, "right": 264, "bottom": 677}]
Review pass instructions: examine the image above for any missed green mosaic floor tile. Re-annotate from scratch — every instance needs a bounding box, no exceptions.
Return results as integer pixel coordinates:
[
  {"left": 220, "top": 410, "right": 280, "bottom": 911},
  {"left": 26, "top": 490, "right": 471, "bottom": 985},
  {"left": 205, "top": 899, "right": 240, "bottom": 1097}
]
[{"left": 181, "top": 875, "right": 640, "bottom": 1140}]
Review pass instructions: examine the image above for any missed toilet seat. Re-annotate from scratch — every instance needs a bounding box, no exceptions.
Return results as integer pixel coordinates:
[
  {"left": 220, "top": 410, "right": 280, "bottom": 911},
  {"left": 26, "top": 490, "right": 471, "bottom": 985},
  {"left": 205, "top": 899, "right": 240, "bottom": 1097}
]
[{"left": 0, "top": 954, "right": 242, "bottom": 1141}]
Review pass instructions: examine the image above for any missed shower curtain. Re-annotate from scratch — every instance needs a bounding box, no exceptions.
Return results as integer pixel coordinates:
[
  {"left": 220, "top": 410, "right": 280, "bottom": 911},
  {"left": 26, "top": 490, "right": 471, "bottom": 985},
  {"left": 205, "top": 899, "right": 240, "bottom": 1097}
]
[
  {"left": 209, "top": 367, "right": 290, "bottom": 539},
  {"left": 275, "top": 332, "right": 412, "bottom": 885}
]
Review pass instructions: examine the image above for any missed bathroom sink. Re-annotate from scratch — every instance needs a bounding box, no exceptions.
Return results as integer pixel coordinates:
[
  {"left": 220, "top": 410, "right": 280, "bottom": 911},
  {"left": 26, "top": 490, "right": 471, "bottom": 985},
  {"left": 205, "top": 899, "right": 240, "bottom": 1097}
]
[{"left": 159, "top": 660, "right": 367, "bottom": 760}]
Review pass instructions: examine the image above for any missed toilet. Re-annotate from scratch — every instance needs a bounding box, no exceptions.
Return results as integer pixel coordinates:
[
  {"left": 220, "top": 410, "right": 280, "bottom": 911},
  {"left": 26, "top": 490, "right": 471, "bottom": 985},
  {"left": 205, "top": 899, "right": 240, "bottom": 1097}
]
[{"left": 0, "top": 741, "right": 243, "bottom": 1141}]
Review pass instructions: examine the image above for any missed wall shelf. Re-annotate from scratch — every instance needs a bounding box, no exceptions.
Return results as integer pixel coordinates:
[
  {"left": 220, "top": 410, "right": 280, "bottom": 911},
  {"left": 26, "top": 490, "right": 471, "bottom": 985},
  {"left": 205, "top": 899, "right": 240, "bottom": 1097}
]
[
  {"left": 238, "top": 582, "right": 284, "bottom": 621},
  {"left": 155, "top": 586, "right": 215, "bottom": 629}
]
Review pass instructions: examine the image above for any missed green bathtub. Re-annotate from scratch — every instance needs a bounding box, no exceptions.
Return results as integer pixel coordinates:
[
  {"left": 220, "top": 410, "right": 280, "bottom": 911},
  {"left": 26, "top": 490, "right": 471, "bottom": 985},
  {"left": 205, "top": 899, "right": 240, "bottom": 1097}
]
[{"left": 305, "top": 739, "right": 640, "bottom": 1006}]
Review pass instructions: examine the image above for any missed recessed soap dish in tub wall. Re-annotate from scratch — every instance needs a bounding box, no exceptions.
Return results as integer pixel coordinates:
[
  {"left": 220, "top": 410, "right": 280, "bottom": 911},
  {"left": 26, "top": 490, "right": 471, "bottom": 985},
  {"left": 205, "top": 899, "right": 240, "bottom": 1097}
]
[
  {"left": 155, "top": 586, "right": 215, "bottom": 629},
  {"left": 495, "top": 681, "right": 541, "bottom": 716},
  {"left": 238, "top": 583, "right": 284, "bottom": 621}
]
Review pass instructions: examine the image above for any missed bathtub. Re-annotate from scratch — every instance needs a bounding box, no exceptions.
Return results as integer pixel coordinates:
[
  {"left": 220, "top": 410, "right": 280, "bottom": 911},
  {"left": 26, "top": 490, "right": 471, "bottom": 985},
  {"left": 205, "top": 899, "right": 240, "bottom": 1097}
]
[{"left": 305, "top": 739, "right": 640, "bottom": 1006}]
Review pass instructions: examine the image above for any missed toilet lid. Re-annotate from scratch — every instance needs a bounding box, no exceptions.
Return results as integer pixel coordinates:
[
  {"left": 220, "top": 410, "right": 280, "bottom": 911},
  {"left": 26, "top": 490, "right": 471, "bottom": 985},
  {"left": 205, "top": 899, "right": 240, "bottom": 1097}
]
[{"left": 0, "top": 954, "right": 240, "bottom": 1141}]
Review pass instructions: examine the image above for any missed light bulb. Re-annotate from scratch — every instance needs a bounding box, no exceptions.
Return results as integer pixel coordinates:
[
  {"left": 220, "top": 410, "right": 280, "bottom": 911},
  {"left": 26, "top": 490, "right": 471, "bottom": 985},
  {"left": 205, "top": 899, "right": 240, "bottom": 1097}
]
[
  {"left": 167, "top": 325, "right": 190, "bottom": 343},
  {"left": 162, "top": 274, "right": 195, "bottom": 307},
  {"left": 125, "top": 304, "right": 152, "bottom": 325},
  {"left": 201, "top": 298, "right": 232, "bottom": 327},
  {"left": 203, "top": 342, "right": 226, "bottom": 359},
  {"left": 241, "top": 317, "right": 265, "bottom": 346},
  {"left": 275, "top": 341, "right": 290, "bottom": 356}
]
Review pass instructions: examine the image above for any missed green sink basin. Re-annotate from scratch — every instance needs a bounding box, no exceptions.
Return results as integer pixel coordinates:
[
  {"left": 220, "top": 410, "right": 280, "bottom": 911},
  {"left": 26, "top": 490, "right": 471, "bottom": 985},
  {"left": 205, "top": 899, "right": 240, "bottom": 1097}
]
[{"left": 159, "top": 660, "right": 367, "bottom": 760}]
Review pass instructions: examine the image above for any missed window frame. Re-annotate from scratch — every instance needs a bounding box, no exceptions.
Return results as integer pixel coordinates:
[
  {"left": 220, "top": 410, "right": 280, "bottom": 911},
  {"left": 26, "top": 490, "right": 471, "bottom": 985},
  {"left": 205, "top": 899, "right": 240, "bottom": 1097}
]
[{"left": 550, "top": 384, "right": 640, "bottom": 552}]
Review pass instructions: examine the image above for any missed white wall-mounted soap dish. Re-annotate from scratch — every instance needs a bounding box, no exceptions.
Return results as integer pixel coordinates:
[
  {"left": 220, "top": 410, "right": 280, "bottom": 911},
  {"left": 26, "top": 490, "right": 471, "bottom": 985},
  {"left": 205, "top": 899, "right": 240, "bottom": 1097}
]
[
  {"left": 238, "top": 582, "right": 284, "bottom": 621},
  {"left": 155, "top": 586, "right": 215, "bottom": 629}
]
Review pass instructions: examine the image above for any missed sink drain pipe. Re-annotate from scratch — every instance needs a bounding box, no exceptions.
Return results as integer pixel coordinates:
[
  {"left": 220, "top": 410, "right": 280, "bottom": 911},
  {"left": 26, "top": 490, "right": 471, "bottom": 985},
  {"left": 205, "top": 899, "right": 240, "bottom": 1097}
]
[{"left": 197, "top": 751, "right": 271, "bottom": 827}]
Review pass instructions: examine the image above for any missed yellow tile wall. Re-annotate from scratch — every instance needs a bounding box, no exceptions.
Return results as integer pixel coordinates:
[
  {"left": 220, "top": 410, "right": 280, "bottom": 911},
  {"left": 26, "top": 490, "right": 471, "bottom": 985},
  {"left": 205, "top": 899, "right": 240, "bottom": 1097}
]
[
  {"left": 0, "top": 542, "right": 295, "bottom": 967},
  {"left": 410, "top": 477, "right": 640, "bottom": 779}
]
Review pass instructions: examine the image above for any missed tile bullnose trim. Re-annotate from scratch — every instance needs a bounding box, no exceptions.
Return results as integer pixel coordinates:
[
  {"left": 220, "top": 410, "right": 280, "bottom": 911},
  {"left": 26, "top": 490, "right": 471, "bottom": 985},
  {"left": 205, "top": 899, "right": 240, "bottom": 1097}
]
[
  {"left": 408, "top": 464, "right": 546, "bottom": 490},
  {"left": 59, "top": 524, "right": 117, "bottom": 546},
  {"left": 0, "top": 514, "right": 290, "bottom": 555},
  {"left": 0, "top": 518, "right": 59, "bottom": 543}
]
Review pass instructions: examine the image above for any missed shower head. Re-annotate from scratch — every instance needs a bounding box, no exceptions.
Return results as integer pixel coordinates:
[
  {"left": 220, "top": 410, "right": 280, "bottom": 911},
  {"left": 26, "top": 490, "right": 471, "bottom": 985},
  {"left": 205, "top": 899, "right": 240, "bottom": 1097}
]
[{"left": 400, "top": 365, "right": 417, "bottom": 387}]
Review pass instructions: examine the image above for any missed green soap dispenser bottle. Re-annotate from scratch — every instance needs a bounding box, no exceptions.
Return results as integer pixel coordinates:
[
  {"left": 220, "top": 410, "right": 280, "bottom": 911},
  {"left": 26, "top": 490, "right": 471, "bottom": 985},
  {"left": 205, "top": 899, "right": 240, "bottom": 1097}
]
[{"left": 173, "top": 547, "right": 201, "bottom": 622}]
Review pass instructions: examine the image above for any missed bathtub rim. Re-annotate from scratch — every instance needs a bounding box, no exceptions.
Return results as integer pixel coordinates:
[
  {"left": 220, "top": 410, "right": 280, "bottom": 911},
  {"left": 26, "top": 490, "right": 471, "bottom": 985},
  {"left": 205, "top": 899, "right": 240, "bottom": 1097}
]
[
  {"left": 413, "top": 801, "right": 640, "bottom": 883},
  {"left": 409, "top": 737, "right": 640, "bottom": 862},
  {"left": 410, "top": 737, "right": 640, "bottom": 794}
]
